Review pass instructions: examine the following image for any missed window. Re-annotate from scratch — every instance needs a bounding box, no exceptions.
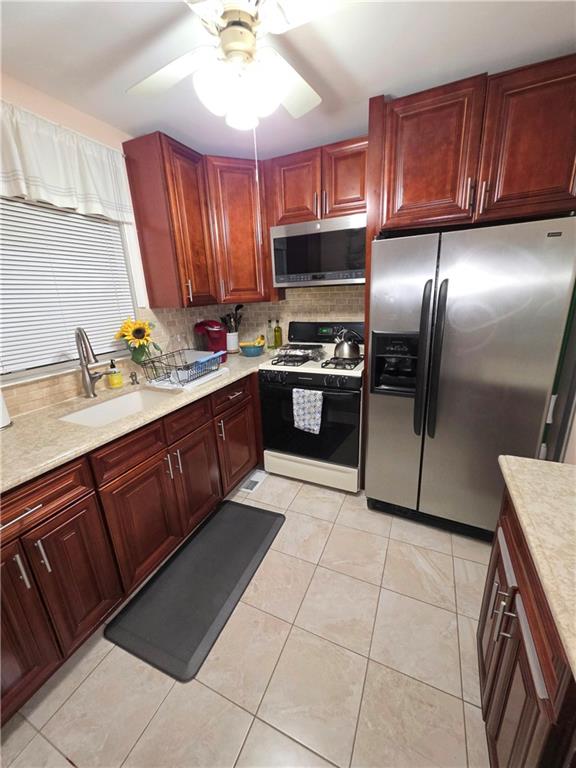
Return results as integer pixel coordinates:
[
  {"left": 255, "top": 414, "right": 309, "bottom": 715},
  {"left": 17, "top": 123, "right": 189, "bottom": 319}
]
[{"left": 0, "top": 196, "right": 136, "bottom": 374}]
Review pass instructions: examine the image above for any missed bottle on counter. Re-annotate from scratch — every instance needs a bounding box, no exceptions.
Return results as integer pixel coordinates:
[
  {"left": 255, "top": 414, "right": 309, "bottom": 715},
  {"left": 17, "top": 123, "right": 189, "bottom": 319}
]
[
  {"left": 273, "top": 319, "right": 283, "bottom": 349},
  {"left": 107, "top": 360, "right": 124, "bottom": 389},
  {"left": 266, "top": 319, "right": 275, "bottom": 350}
]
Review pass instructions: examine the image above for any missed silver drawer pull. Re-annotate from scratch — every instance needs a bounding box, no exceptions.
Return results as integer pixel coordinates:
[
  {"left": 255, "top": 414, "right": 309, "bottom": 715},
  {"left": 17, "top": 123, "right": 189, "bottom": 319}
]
[
  {"left": 13, "top": 553, "right": 32, "bottom": 589},
  {"left": 227, "top": 391, "right": 243, "bottom": 400},
  {"left": 493, "top": 599, "right": 507, "bottom": 641},
  {"left": 35, "top": 540, "right": 52, "bottom": 573},
  {"left": 165, "top": 454, "right": 174, "bottom": 480},
  {"left": 173, "top": 449, "right": 183, "bottom": 475},
  {"left": 498, "top": 610, "right": 518, "bottom": 640},
  {"left": 218, "top": 419, "right": 226, "bottom": 440},
  {"left": 187, "top": 279, "right": 193, "bottom": 303},
  {"left": 0, "top": 503, "right": 44, "bottom": 531}
]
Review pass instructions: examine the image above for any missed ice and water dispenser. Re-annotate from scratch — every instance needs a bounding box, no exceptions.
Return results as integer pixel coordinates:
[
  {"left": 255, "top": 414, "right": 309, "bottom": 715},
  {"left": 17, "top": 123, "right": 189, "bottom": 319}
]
[{"left": 370, "top": 332, "right": 419, "bottom": 396}]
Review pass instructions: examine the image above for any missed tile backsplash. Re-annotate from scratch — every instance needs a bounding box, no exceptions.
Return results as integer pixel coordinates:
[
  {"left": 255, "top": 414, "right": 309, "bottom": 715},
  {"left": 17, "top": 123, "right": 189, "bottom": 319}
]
[{"left": 2, "top": 286, "right": 365, "bottom": 416}]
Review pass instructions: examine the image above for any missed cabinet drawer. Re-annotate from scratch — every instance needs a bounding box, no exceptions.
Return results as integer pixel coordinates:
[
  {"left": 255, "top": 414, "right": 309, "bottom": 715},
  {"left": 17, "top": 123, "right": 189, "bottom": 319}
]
[
  {"left": 0, "top": 459, "right": 94, "bottom": 542},
  {"left": 211, "top": 377, "right": 251, "bottom": 416},
  {"left": 90, "top": 421, "right": 166, "bottom": 487},
  {"left": 163, "top": 398, "right": 212, "bottom": 444}
]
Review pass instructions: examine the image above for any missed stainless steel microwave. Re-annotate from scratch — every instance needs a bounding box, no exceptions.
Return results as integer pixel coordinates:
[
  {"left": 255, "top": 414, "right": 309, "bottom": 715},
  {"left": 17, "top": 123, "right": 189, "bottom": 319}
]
[{"left": 270, "top": 213, "right": 367, "bottom": 288}]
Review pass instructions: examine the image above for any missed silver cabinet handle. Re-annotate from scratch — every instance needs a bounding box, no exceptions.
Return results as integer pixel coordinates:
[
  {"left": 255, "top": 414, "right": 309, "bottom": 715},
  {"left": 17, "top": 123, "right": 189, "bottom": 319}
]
[
  {"left": 227, "top": 391, "right": 243, "bottom": 401},
  {"left": 498, "top": 610, "right": 517, "bottom": 640},
  {"left": 0, "top": 503, "right": 43, "bottom": 531},
  {"left": 173, "top": 449, "right": 183, "bottom": 475},
  {"left": 165, "top": 454, "right": 174, "bottom": 480},
  {"left": 478, "top": 180, "right": 488, "bottom": 215},
  {"left": 322, "top": 189, "right": 327, "bottom": 216},
  {"left": 493, "top": 599, "right": 507, "bottom": 642},
  {"left": 35, "top": 540, "right": 52, "bottom": 573},
  {"left": 313, "top": 191, "right": 318, "bottom": 218},
  {"left": 13, "top": 553, "right": 32, "bottom": 589},
  {"left": 464, "top": 177, "right": 474, "bottom": 210},
  {"left": 187, "top": 279, "right": 193, "bottom": 303},
  {"left": 218, "top": 419, "right": 226, "bottom": 441}
]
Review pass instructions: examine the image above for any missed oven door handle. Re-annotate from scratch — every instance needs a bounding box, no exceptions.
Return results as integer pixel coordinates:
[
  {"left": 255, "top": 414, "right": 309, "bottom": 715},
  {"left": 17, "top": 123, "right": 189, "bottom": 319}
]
[{"left": 261, "top": 383, "right": 359, "bottom": 398}]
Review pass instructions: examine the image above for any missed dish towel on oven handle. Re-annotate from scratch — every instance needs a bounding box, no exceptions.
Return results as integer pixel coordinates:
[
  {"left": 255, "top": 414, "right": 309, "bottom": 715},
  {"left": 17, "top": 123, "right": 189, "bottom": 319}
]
[{"left": 292, "top": 388, "right": 324, "bottom": 435}]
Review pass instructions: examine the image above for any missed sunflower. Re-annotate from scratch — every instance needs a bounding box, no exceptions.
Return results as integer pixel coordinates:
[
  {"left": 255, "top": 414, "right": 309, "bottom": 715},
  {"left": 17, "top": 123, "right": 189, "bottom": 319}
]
[{"left": 115, "top": 318, "right": 153, "bottom": 348}]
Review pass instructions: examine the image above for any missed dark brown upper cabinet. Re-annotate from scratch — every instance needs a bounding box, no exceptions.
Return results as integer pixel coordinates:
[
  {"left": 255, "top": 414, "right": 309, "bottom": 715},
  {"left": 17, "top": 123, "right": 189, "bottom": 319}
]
[
  {"left": 383, "top": 74, "right": 487, "bottom": 229},
  {"left": 322, "top": 138, "right": 368, "bottom": 218},
  {"left": 267, "top": 139, "right": 368, "bottom": 225},
  {"left": 476, "top": 54, "right": 576, "bottom": 221},
  {"left": 205, "top": 156, "right": 269, "bottom": 304},
  {"left": 123, "top": 132, "right": 218, "bottom": 308}
]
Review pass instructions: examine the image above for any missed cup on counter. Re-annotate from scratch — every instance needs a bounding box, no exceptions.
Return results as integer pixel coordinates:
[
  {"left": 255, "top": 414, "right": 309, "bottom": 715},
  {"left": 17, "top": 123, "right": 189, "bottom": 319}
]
[{"left": 226, "top": 332, "right": 239, "bottom": 354}]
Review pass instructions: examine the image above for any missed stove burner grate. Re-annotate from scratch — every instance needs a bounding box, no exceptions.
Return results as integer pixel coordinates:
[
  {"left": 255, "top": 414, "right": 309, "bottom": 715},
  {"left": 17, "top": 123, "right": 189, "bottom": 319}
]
[
  {"left": 271, "top": 355, "right": 311, "bottom": 367},
  {"left": 321, "top": 356, "right": 364, "bottom": 370}
]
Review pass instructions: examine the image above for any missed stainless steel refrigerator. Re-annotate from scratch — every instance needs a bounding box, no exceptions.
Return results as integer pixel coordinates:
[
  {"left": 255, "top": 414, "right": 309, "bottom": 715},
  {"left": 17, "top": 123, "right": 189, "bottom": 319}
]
[{"left": 365, "top": 217, "right": 576, "bottom": 533}]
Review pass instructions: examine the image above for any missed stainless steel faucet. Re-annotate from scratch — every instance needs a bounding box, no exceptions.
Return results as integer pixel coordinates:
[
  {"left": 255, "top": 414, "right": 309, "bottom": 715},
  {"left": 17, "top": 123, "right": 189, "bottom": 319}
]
[{"left": 75, "top": 328, "right": 108, "bottom": 398}]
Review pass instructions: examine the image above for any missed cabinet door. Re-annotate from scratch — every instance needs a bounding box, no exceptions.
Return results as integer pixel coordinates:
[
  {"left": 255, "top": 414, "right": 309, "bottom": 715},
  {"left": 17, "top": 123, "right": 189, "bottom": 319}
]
[
  {"left": 476, "top": 54, "right": 576, "bottom": 221},
  {"left": 268, "top": 148, "right": 322, "bottom": 224},
  {"left": 485, "top": 596, "right": 551, "bottom": 767},
  {"left": 165, "top": 139, "right": 219, "bottom": 306},
  {"left": 214, "top": 400, "right": 258, "bottom": 496},
  {"left": 478, "top": 527, "right": 518, "bottom": 716},
  {"left": 22, "top": 495, "right": 122, "bottom": 656},
  {"left": 321, "top": 138, "right": 368, "bottom": 217},
  {"left": 99, "top": 452, "right": 182, "bottom": 593},
  {"left": 206, "top": 156, "right": 268, "bottom": 303},
  {"left": 171, "top": 422, "right": 222, "bottom": 535},
  {"left": 383, "top": 74, "right": 486, "bottom": 228},
  {"left": 1, "top": 541, "right": 61, "bottom": 723}
]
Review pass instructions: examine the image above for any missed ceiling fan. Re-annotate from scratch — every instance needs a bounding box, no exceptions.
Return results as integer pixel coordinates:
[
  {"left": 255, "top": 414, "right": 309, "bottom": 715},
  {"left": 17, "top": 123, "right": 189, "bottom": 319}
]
[{"left": 128, "top": 0, "right": 347, "bottom": 130}]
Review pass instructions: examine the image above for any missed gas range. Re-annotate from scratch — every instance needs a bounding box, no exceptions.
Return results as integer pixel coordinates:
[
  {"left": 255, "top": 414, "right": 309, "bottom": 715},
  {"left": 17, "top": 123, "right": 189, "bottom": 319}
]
[{"left": 259, "top": 342, "right": 364, "bottom": 390}]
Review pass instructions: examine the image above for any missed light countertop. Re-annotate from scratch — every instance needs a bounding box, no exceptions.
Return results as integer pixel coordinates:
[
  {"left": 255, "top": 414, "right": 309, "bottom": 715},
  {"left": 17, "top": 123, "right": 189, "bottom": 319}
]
[
  {"left": 499, "top": 455, "right": 576, "bottom": 677},
  {"left": 0, "top": 354, "right": 268, "bottom": 494}
]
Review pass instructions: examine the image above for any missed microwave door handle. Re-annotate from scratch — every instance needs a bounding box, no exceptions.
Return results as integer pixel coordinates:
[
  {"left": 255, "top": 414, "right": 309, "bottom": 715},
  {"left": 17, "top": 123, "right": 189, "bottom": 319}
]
[
  {"left": 427, "top": 279, "right": 449, "bottom": 438},
  {"left": 413, "top": 279, "right": 433, "bottom": 436}
]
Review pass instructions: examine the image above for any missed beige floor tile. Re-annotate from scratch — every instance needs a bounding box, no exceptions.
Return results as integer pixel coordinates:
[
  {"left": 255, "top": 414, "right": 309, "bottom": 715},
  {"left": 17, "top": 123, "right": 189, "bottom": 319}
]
[
  {"left": 458, "top": 614, "right": 481, "bottom": 706},
  {"left": 452, "top": 535, "right": 492, "bottom": 566},
  {"left": 196, "top": 602, "right": 290, "bottom": 713},
  {"left": 241, "top": 497, "right": 286, "bottom": 513},
  {"left": 464, "top": 702, "right": 490, "bottom": 768},
  {"left": 1, "top": 713, "right": 36, "bottom": 766},
  {"left": 124, "top": 681, "right": 252, "bottom": 768},
  {"left": 352, "top": 662, "right": 467, "bottom": 768},
  {"left": 335, "top": 502, "right": 392, "bottom": 538},
  {"left": 320, "top": 526, "right": 387, "bottom": 585},
  {"left": 339, "top": 490, "right": 368, "bottom": 512},
  {"left": 21, "top": 631, "right": 113, "bottom": 729},
  {"left": 42, "top": 647, "right": 173, "bottom": 768},
  {"left": 370, "top": 589, "right": 461, "bottom": 697},
  {"left": 271, "top": 511, "right": 332, "bottom": 564},
  {"left": 295, "top": 567, "right": 379, "bottom": 655},
  {"left": 236, "top": 719, "right": 333, "bottom": 768},
  {"left": 250, "top": 475, "right": 302, "bottom": 509},
  {"left": 390, "top": 517, "right": 452, "bottom": 555},
  {"left": 259, "top": 627, "right": 366, "bottom": 768},
  {"left": 382, "top": 539, "right": 456, "bottom": 611},
  {"left": 289, "top": 483, "right": 345, "bottom": 522},
  {"left": 454, "top": 557, "right": 488, "bottom": 619},
  {"left": 242, "top": 549, "right": 315, "bottom": 622},
  {"left": 10, "top": 733, "right": 70, "bottom": 768}
]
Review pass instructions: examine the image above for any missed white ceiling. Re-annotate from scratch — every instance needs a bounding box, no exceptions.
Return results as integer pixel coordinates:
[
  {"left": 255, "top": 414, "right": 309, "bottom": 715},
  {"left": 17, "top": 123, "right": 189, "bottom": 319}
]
[{"left": 2, "top": 1, "right": 575, "bottom": 158}]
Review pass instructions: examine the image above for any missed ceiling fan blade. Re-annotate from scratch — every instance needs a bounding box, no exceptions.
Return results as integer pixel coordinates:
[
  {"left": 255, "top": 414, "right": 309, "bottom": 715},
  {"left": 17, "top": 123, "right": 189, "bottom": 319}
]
[
  {"left": 258, "top": 47, "right": 321, "bottom": 118},
  {"left": 128, "top": 46, "right": 217, "bottom": 95},
  {"left": 184, "top": 0, "right": 224, "bottom": 32},
  {"left": 258, "top": 0, "right": 349, "bottom": 35}
]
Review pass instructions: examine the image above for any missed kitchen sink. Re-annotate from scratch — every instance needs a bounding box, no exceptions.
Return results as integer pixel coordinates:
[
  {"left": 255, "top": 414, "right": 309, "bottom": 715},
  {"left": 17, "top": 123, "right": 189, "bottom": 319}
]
[{"left": 60, "top": 389, "right": 172, "bottom": 428}]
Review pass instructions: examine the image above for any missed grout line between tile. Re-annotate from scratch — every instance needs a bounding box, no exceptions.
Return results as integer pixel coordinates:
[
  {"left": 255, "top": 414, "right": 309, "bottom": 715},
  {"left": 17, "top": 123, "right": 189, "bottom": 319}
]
[
  {"left": 453, "top": 553, "right": 470, "bottom": 768},
  {"left": 119, "top": 678, "right": 177, "bottom": 768}
]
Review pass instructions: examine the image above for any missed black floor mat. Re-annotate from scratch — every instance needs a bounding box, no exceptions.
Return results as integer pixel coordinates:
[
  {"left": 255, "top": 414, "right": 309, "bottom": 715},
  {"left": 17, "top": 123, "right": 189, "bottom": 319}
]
[{"left": 104, "top": 501, "right": 285, "bottom": 681}]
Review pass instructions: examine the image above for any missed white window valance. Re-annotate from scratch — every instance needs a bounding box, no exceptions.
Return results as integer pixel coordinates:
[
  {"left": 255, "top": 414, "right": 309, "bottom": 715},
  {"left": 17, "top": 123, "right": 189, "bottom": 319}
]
[{"left": 1, "top": 101, "right": 133, "bottom": 223}]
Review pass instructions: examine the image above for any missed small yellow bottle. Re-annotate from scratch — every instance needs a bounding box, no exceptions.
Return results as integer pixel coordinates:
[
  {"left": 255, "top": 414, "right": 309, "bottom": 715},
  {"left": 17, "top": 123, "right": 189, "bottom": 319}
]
[{"left": 107, "top": 359, "right": 124, "bottom": 389}]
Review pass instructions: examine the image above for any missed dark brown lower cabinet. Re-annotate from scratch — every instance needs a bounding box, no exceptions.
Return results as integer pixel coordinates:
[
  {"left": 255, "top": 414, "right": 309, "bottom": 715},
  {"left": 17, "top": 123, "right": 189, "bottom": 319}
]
[
  {"left": 99, "top": 451, "right": 182, "bottom": 593},
  {"left": 171, "top": 422, "right": 222, "bottom": 535},
  {"left": 21, "top": 494, "right": 122, "bottom": 656},
  {"left": 477, "top": 496, "right": 576, "bottom": 767},
  {"left": 214, "top": 398, "right": 258, "bottom": 496},
  {"left": 1, "top": 540, "right": 62, "bottom": 722}
]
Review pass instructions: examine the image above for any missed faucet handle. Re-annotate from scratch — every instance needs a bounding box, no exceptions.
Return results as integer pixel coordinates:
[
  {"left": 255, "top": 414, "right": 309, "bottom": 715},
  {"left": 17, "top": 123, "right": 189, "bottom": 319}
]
[{"left": 129, "top": 371, "right": 139, "bottom": 385}]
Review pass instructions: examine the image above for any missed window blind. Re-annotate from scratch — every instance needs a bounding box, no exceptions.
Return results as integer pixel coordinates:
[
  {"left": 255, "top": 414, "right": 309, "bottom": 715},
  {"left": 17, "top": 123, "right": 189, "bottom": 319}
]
[{"left": 0, "top": 197, "right": 135, "bottom": 374}]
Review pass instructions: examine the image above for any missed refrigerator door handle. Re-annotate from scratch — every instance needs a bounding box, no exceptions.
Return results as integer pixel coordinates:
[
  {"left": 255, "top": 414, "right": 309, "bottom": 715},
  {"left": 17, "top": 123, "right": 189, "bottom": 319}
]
[
  {"left": 413, "top": 279, "right": 433, "bottom": 436},
  {"left": 427, "top": 278, "right": 449, "bottom": 438}
]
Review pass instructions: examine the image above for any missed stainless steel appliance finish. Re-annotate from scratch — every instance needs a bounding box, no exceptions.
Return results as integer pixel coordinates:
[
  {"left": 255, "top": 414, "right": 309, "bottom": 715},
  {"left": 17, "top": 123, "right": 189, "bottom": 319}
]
[
  {"left": 334, "top": 328, "right": 362, "bottom": 359},
  {"left": 271, "top": 213, "right": 366, "bottom": 288},
  {"left": 365, "top": 218, "right": 576, "bottom": 532}
]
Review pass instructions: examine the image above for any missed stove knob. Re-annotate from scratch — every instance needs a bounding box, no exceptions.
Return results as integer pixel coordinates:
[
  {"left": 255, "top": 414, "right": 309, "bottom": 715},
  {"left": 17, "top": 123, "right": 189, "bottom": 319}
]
[
  {"left": 337, "top": 376, "right": 348, "bottom": 388},
  {"left": 324, "top": 374, "right": 337, "bottom": 387}
]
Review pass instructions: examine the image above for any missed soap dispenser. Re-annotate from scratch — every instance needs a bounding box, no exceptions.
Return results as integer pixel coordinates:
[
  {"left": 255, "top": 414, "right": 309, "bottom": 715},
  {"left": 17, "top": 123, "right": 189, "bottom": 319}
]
[{"left": 108, "top": 360, "right": 124, "bottom": 389}]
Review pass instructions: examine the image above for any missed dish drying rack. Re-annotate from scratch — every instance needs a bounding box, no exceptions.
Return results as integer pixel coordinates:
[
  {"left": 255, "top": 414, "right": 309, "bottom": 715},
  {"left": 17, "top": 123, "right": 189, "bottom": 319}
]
[{"left": 141, "top": 349, "right": 227, "bottom": 390}]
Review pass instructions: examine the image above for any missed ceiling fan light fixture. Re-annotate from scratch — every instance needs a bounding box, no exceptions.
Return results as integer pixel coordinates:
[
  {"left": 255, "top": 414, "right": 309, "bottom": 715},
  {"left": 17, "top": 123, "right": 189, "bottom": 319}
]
[
  {"left": 225, "top": 107, "right": 259, "bottom": 131},
  {"left": 192, "top": 59, "right": 232, "bottom": 116}
]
